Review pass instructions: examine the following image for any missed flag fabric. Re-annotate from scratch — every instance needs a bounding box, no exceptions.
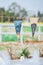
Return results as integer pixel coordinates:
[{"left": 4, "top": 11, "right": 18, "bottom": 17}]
[
  {"left": 31, "top": 23, "right": 37, "bottom": 37},
  {"left": 14, "top": 19, "right": 22, "bottom": 34}
]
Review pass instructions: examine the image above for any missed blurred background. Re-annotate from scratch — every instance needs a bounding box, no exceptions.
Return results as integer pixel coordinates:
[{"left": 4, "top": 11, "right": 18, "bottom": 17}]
[{"left": 0, "top": 0, "right": 43, "bottom": 42}]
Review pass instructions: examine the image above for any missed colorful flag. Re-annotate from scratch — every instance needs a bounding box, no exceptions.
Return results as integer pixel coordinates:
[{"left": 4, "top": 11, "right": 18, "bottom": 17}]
[
  {"left": 31, "top": 23, "right": 37, "bottom": 37},
  {"left": 14, "top": 19, "right": 22, "bottom": 34}
]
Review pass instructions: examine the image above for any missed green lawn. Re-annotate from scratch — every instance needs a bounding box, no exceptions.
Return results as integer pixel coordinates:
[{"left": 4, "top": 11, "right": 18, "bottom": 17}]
[
  {"left": 23, "top": 26, "right": 38, "bottom": 32},
  {"left": 2, "top": 34, "right": 19, "bottom": 42},
  {"left": 2, "top": 25, "right": 43, "bottom": 32},
  {"left": 2, "top": 34, "right": 38, "bottom": 42},
  {"left": 41, "top": 26, "right": 43, "bottom": 32},
  {"left": 0, "top": 45, "right": 10, "bottom": 50},
  {"left": 1, "top": 26, "right": 43, "bottom": 42}
]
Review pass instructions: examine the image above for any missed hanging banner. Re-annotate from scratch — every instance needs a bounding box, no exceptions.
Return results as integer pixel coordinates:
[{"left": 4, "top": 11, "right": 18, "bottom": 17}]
[
  {"left": 30, "top": 17, "right": 38, "bottom": 37},
  {"left": 14, "top": 19, "right": 22, "bottom": 34},
  {"left": 31, "top": 24, "right": 36, "bottom": 37}
]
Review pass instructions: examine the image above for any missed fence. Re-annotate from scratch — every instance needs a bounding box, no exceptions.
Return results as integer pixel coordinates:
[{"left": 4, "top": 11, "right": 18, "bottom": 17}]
[{"left": 0, "top": 23, "right": 43, "bottom": 44}]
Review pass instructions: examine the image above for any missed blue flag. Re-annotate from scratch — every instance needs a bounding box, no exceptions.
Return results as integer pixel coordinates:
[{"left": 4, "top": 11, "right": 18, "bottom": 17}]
[{"left": 14, "top": 19, "right": 22, "bottom": 34}]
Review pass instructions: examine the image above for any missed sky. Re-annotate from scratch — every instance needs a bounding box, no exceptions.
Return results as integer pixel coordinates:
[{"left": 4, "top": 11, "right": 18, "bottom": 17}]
[{"left": 0, "top": 0, "right": 43, "bottom": 15}]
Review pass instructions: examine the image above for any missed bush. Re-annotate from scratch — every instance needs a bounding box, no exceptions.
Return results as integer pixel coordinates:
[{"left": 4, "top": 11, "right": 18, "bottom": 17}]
[{"left": 21, "top": 47, "right": 30, "bottom": 58}]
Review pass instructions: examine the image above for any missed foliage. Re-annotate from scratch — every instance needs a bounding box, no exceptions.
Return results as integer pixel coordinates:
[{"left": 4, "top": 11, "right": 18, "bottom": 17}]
[
  {"left": 32, "top": 37, "right": 38, "bottom": 41},
  {"left": 37, "top": 11, "right": 43, "bottom": 17},
  {"left": 8, "top": 2, "right": 28, "bottom": 18},
  {"left": 21, "top": 47, "right": 30, "bottom": 58},
  {"left": 2, "top": 34, "right": 19, "bottom": 42},
  {"left": 0, "top": 2, "right": 28, "bottom": 23},
  {"left": 0, "top": 45, "right": 10, "bottom": 50}
]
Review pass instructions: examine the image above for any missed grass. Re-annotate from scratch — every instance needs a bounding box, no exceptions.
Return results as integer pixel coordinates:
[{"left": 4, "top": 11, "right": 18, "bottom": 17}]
[
  {"left": 0, "top": 23, "right": 43, "bottom": 42},
  {"left": 2, "top": 34, "right": 19, "bottom": 42},
  {"left": 41, "top": 26, "right": 43, "bottom": 32},
  {"left": 0, "top": 45, "right": 10, "bottom": 50},
  {"left": 23, "top": 26, "right": 38, "bottom": 32},
  {"left": 2, "top": 34, "right": 38, "bottom": 42},
  {"left": 2, "top": 26, "right": 38, "bottom": 32},
  {"left": 1, "top": 23, "right": 43, "bottom": 32}
]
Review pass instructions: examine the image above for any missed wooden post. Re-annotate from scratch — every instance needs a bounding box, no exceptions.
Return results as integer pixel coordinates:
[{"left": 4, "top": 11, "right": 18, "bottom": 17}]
[
  {"left": 8, "top": 16, "right": 10, "bottom": 22},
  {"left": 38, "top": 25, "right": 40, "bottom": 41},
  {"left": 20, "top": 24, "right": 23, "bottom": 44}
]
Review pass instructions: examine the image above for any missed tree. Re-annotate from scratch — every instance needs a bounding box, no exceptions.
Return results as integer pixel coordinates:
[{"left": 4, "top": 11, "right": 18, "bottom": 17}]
[
  {"left": 8, "top": 2, "right": 20, "bottom": 16},
  {"left": 37, "top": 11, "right": 41, "bottom": 17},
  {"left": 0, "top": 8, "right": 6, "bottom": 22},
  {"left": 19, "top": 8, "right": 28, "bottom": 18},
  {"left": 0, "top": 8, "right": 5, "bottom": 12},
  {"left": 8, "top": 2, "right": 28, "bottom": 18}
]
